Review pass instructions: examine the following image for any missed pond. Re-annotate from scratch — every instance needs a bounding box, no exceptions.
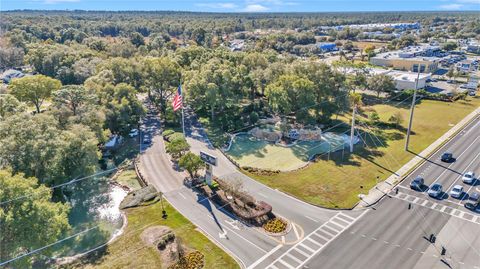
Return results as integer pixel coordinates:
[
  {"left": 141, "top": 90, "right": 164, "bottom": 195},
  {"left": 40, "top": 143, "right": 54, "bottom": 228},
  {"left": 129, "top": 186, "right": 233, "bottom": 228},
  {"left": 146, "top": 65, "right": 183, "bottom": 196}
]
[{"left": 53, "top": 174, "right": 127, "bottom": 259}]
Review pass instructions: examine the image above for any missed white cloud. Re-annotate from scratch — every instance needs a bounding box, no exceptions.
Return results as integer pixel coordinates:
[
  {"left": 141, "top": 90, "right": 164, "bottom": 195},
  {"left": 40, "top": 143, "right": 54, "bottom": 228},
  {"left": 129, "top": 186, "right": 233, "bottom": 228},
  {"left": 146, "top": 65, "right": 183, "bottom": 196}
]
[
  {"left": 439, "top": 3, "right": 464, "bottom": 9},
  {"left": 243, "top": 4, "right": 269, "bottom": 11},
  {"left": 456, "top": 0, "right": 480, "bottom": 3},
  {"left": 195, "top": 2, "right": 238, "bottom": 9},
  {"left": 43, "top": 0, "right": 80, "bottom": 3}
]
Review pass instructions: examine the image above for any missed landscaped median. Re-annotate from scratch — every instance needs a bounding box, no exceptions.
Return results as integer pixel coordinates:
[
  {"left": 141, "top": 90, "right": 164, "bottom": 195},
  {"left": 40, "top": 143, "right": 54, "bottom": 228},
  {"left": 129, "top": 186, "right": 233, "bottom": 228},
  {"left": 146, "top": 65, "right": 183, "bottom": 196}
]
[{"left": 244, "top": 97, "right": 480, "bottom": 209}]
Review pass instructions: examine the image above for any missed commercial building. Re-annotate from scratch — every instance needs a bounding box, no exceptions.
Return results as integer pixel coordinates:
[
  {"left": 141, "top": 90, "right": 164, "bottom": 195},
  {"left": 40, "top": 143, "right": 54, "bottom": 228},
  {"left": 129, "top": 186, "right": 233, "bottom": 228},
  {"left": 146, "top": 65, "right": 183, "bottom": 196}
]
[
  {"left": 343, "top": 67, "right": 430, "bottom": 90},
  {"left": 317, "top": 43, "right": 337, "bottom": 53},
  {"left": 370, "top": 45, "right": 441, "bottom": 73}
]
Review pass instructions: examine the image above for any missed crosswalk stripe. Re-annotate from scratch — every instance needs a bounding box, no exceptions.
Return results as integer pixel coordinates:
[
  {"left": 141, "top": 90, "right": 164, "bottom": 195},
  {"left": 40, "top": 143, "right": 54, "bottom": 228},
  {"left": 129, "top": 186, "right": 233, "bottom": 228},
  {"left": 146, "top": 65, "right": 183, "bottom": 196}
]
[
  {"left": 292, "top": 247, "right": 310, "bottom": 258},
  {"left": 325, "top": 223, "right": 342, "bottom": 233},
  {"left": 330, "top": 218, "right": 348, "bottom": 228},
  {"left": 320, "top": 228, "right": 336, "bottom": 238},
  {"left": 337, "top": 213, "right": 355, "bottom": 222},
  {"left": 305, "top": 238, "right": 323, "bottom": 248},
  {"left": 278, "top": 259, "right": 295, "bottom": 269},
  {"left": 286, "top": 253, "right": 303, "bottom": 264}
]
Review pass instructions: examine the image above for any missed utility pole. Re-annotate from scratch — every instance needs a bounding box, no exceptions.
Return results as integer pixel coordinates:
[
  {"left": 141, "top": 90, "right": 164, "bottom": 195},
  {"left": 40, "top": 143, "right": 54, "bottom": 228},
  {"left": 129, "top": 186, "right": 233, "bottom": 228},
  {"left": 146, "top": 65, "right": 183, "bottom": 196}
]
[
  {"left": 405, "top": 67, "right": 421, "bottom": 151},
  {"left": 350, "top": 105, "right": 356, "bottom": 153}
]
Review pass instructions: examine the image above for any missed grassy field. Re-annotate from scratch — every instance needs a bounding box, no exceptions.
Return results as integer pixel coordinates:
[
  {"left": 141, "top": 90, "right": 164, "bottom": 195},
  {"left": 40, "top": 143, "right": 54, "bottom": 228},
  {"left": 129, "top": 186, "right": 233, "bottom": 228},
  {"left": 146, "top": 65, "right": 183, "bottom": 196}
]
[
  {"left": 68, "top": 201, "right": 239, "bottom": 268},
  {"left": 246, "top": 97, "right": 480, "bottom": 209},
  {"left": 227, "top": 133, "right": 345, "bottom": 171}
]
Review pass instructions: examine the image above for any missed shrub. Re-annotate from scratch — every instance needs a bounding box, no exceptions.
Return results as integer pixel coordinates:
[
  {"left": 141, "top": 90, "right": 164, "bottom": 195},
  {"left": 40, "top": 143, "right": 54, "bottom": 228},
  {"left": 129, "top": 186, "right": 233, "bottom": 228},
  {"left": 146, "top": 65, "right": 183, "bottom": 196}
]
[{"left": 263, "top": 218, "right": 287, "bottom": 233}]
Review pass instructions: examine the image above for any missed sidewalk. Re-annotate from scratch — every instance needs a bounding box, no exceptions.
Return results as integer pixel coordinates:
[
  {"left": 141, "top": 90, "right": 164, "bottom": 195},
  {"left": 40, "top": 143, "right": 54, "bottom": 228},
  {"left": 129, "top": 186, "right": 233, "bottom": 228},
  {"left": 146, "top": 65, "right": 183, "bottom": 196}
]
[{"left": 355, "top": 106, "right": 480, "bottom": 209}]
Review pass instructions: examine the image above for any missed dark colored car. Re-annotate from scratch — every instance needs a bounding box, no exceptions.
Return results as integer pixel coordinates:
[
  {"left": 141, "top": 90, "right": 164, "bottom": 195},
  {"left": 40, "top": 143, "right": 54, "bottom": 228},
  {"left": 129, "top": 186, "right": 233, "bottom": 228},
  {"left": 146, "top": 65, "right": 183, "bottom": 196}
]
[
  {"left": 469, "top": 191, "right": 480, "bottom": 203},
  {"left": 441, "top": 152, "right": 454, "bottom": 162},
  {"left": 142, "top": 136, "right": 152, "bottom": 145},
  {"left": 465, "top": 201, "right": 480, "bottom": 212},
  {"left": 410, "top": 177, "right": 424, "bottom": 191}
]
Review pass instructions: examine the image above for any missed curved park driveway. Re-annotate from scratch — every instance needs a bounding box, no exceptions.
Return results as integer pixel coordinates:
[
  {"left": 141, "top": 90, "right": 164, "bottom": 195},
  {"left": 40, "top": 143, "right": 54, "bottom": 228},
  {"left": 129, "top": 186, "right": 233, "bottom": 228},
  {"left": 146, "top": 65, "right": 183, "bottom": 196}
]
[{"left": 137, "top": 106, "right": 360, "bottom": 268}]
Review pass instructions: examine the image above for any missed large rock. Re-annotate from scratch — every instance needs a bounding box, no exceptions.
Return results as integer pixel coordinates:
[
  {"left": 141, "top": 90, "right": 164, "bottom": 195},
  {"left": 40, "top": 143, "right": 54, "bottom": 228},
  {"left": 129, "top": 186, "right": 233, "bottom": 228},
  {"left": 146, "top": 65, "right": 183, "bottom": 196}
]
[{"left": 120, "top": 185, "right": 159, "bottom": 209}]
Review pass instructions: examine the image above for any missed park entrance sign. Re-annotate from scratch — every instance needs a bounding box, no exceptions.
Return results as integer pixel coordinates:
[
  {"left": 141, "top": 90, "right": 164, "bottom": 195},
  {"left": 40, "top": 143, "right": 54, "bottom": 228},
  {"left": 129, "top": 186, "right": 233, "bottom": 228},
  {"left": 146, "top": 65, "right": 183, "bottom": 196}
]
[{"left": 200, "top": 151, "right": 217, "bottom": 185}]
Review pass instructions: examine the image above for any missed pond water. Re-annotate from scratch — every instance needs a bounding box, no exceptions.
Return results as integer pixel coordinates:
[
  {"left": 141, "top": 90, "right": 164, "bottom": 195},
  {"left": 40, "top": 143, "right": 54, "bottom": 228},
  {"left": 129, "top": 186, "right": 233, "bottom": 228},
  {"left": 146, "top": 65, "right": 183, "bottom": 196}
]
[{"left": 53, "top": 175, "right": 127, "bottom": 258}]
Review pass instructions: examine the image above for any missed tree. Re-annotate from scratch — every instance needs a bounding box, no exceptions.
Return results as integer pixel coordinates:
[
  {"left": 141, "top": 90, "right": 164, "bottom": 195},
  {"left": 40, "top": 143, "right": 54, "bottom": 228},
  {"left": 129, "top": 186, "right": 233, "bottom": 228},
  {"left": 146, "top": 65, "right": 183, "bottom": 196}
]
[
  {"left": 388, "top": 111, "right": 403, "bottom": 128},
  {"left": 166, "top": 137, "right": 190, "bottom": 160},
  {"left": 130, "top": 32, "right": 145, "bottom": 47},
  {"left": 442, "top": 42, "right": 458, "bottom": 51},
  {"left": 0, "top": 114, "right": 98, "bottom": 186},
  {"left": 0, "top": 170, "right": 70, "bottom": 267},
  {"left": 142, "top": 57, "right": 181, "bottom": 115},
  {"left": 178, "top": 152, "right": 204, "bottom": 178},
  {"left": 0, "top": 94, "right": 25, "bottom": 120},
  {"left": 9, "top": 75, "right": 61, "bottom": 113},
  {"left": 364, "top": 45, "right": 376, "bottom": 60},
  {"left": 104, "top": 83, "right": 145, "bottom": 135},
  {"left": 53, "top": 85, "right": 94, "bottom": 116},
  {"left": 369, "top": 111, "right": 380, "bottom": 125},
  {"left": 367, "top": 74, "right": 396, "bottom": 97}
]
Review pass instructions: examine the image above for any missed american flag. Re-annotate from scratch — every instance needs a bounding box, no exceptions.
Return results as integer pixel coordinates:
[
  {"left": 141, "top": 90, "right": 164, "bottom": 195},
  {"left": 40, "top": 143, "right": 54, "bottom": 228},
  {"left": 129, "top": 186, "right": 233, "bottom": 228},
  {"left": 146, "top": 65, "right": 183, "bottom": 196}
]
[{"left": 172, "top": 85, "right": 183, "bottom": 111}]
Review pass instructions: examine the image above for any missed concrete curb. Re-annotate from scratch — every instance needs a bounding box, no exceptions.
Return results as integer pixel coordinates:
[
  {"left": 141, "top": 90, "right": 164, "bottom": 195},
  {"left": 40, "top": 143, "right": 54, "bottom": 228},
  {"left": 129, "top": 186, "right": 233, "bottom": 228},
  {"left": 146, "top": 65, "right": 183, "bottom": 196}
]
[{"left": 355, "top": 106, "right": 480, "bottom": 209}]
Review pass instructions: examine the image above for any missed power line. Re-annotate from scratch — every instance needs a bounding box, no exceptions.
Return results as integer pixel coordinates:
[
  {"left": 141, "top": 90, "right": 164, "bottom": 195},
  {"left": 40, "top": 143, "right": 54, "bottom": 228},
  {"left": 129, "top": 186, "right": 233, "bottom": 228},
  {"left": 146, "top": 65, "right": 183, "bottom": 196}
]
[
  {"left": 0, "top": 167, "right": 119, "bottom": 206},
  {"left": 0, "top": 225, "right": 101, "bottom": 266}
]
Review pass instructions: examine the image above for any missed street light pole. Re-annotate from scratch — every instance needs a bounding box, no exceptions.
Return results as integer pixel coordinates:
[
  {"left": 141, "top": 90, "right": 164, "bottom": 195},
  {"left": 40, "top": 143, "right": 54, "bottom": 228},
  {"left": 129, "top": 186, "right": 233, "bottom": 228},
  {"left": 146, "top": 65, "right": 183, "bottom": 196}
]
[
  {"left": 350, "top": 105, "right": 357, "bottom": 153},
  {"left": 405, "top": 67, "right": 421, "bottom": 151}
]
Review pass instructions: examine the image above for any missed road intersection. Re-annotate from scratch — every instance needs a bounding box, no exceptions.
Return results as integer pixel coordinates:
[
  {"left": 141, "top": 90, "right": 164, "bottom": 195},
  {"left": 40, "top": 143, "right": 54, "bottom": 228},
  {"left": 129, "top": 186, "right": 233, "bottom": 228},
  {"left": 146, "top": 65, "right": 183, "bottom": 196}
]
[{"left": 138, "top": 99, "right": 480, "bottom": 269}]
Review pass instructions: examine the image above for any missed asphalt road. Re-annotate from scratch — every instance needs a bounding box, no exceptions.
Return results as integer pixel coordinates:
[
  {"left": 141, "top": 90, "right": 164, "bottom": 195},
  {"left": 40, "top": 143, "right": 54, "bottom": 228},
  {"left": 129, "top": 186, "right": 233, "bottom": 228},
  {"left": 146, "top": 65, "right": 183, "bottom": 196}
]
[
  {"left": 304, "top": 115, "right": 480, "bottom": 269},
  {"left": 137, "top": 103, "right": 359, "bottom": 268}
]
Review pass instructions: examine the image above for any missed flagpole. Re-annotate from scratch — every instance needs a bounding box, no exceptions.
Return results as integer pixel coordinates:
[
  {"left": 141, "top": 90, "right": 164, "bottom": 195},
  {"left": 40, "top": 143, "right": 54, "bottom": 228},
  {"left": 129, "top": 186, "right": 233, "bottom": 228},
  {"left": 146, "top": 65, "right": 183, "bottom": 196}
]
[{"left": 181, "top": 81, "right": 185, "bottom": 135}]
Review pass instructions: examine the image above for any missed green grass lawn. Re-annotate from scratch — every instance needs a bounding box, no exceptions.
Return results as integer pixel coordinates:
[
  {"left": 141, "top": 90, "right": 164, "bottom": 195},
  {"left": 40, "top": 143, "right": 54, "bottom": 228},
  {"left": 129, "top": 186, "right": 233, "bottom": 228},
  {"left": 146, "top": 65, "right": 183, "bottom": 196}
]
[
  {"left": 115, "top": 169, "right": 142, "bottom": 190},
  {"left": 227, "top": 133, "right": 345, "bottom": 171},
  {"left": 68, "top": 201, "right": 239, "bottom": 268},
  {"left": 246, "top": 97, "right": 480, "bottom": 209}
]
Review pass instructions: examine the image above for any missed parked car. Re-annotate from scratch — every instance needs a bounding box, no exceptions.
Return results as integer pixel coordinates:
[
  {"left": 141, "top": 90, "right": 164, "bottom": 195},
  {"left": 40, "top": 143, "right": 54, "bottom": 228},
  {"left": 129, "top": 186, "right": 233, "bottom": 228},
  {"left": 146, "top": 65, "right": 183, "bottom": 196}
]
[
  {"left": 128, "top": 129, "right": 139, "bottom": 138},
  {"left": 410, "top": 176, "right": 424, "bottom": 191},
  {"left": 441, "top": 152, "right": 454, "bottom": 162},
  {"left": 142, "top": 136, "right": 152, "bottom": 145},
  {"left": 449, "top": 185, "right": 463, "bottom": 199},
  {"left": 428, "top": 183, "right": 443, "bottom": 198},
  {"left": 462, "top": 171, "right": 476, "bottom": 184}
]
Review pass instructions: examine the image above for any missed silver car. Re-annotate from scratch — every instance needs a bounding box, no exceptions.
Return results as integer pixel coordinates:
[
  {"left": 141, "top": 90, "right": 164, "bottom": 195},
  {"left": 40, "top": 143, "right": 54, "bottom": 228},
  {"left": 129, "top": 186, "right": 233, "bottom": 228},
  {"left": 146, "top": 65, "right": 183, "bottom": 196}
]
[
  {"left": 462, "top": 171, "right": 476, "bottom": 184},
  {"left": 449, "top": 185, "right": 463, "bottom": 199},
  {"left": 428, "top": 183, "right": 443, "bottom": 198}
]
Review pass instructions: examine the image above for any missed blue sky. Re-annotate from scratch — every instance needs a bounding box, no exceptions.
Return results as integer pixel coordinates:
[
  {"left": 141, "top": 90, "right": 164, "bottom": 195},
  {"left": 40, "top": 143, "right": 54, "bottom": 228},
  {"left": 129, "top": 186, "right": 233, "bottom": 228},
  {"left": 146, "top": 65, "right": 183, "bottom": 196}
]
[{"left": 3, "top": 0, "right": 480, "bottom": 12}]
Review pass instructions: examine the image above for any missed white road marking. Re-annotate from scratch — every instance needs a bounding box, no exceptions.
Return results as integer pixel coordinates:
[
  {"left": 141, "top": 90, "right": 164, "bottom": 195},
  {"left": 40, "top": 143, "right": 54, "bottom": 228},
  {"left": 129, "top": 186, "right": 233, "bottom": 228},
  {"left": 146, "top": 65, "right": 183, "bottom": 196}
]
[
  {"left": 293, "top": 247, "right": 310, "bottom": 258},
  {"left": 247, "top": 244, "right": 283, "bottom": 269},
  {"left": 444, "top": 150, "right": 480, "bottom": 192},
  {"left": 286, "top": 253, "right": 303, "bottom": 264},
  {"left": 430, "top": 135, "right": 480, "bottom": 186},
  {"left": 330, "top": 219, "right": 347, "bottom": 228},
  {"left": 178, "top": 192, "right": 186, "bottom": 199},
  {"left": 301, "top": 242, "right": 317, "bottom": 252},
  {"left": 278, "top": 259, "right": 295, "bottom": 269},
  {"left": 263, "top": 210, "right": 368, "bottom": 269},
  {"left": 304, "top": 215, "right": 319, "bottom": 223},
  {"left": 372, "top": 237, "right": 377, "bottom": 241},
  {"left": 257, "top": 192, "right": 268, "bottom": 198}
]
